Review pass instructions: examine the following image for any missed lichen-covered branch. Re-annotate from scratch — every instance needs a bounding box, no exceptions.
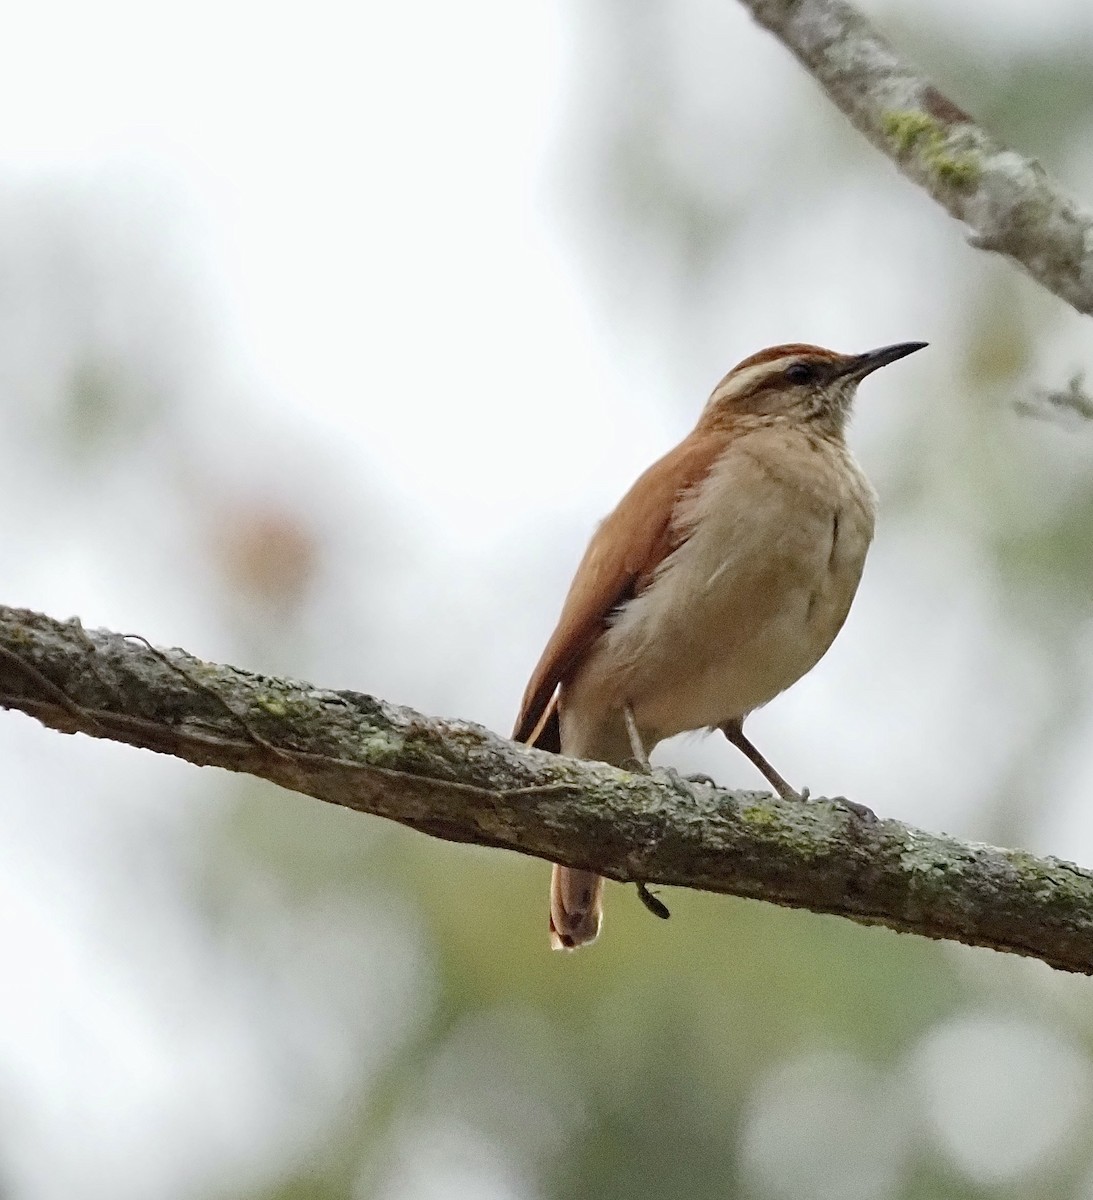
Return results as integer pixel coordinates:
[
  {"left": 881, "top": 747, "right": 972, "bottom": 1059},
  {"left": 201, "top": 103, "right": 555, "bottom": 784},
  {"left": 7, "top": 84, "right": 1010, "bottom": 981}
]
[
  {"left": 738, "top": 0, "right": 1093, "bottom": 317},
  {"left": 1, "top": 603, "right": 1092, "bottom": 971}
]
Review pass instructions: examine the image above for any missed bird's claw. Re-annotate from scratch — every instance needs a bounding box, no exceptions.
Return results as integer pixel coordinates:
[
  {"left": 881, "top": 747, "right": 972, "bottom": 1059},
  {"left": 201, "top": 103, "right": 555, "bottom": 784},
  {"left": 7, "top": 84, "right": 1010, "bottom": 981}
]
[
  {"left": 794, "top": 786, "right": 875, "bottom": 822},
  {"left": 684, "top": 772, "right": 717, "bottom": 788},
  {"left": 831, "top": 795, "right": 878, "bottom": 824},
  {"left": 636, "top": 881, "right": 671, "bottom": 920},
  {"left": 655, "top": 766, "right": 711, "bottom": 802}
]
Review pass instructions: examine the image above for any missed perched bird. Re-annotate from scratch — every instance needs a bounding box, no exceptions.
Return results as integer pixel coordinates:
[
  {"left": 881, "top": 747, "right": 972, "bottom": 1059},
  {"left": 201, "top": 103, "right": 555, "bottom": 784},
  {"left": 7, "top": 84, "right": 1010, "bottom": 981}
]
[{"left": 512, "top": 341, "right": 926, "bottom": 949}]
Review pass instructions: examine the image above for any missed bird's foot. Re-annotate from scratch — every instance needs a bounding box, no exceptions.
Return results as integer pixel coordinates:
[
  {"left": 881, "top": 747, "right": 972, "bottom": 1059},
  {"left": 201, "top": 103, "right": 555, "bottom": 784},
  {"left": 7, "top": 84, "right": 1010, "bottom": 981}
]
[
  {"left": 683, "top": 771, "right": 717, "bottom": 788},
  {"left": 635, "top": 881, "right": 671, "bottom": 920},
  {"left": 655, "top": 765, "right": 714, "bottom": 802},
  {"left": 829, "top": 795, "right": 878, "bottom": 824},
  {"left": 766, "top": 781, "right": 810, "bottom": 804},
  {"left": 620, "top": 759, "right": 709, "bottom": 803},
  {"left": 786, "top": 784, "right": 875, "bottom": 823}
]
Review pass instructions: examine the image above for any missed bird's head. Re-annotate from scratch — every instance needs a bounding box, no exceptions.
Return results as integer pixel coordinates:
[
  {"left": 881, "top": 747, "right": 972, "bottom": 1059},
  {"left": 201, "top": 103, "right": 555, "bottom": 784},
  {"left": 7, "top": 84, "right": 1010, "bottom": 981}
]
[{"left": 701, "top": 341, "right": 927, "bottom": 434}]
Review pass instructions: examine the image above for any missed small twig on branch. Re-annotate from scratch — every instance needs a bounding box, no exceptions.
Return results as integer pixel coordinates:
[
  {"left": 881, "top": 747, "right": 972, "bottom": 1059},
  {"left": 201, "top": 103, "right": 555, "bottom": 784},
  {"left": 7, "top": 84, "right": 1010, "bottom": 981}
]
[
  {"left": 738, "top": 0, "right": 1093, "bottom": 317},
  {"left": 2, "top": 603, "right": 1093, "bottom": 973},
  {"left": 1015, "top": 372, "right": 1093, "bottom": 424},
  {"left": 120, "top": 631, "right": 294, "bottom": 763}
]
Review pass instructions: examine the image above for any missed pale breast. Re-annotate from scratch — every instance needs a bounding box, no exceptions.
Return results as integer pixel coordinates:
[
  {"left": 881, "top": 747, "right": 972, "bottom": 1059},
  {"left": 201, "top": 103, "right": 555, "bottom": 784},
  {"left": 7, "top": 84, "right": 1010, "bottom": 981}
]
[{"left": 570, "top": 424, "right": 876, "bottom": 748}]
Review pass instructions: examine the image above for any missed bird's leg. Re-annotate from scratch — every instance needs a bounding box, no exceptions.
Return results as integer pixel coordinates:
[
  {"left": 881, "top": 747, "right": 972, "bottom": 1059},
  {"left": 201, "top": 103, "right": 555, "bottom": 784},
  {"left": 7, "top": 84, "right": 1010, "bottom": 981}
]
[
  {"left": 624, "top": 703, "right": 707, "bottom": 799},
  {"left": 622, "top": 704, "right": 672, "bottom": 921},
  {"left": 719, "top": 718, "right": 875, "bottom": 822},
  {"left": 623, "top": 703, "right": 649, "bottom": 768},
  {"left": 720, "top": 719, "right": 803, "bottom": 802}
]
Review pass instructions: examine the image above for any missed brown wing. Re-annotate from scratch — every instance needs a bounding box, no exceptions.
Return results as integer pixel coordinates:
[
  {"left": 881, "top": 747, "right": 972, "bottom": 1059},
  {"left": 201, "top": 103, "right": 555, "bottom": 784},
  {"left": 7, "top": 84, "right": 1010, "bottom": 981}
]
[{"left": 512, "top": 429, "right": 732, "bottom": 751}]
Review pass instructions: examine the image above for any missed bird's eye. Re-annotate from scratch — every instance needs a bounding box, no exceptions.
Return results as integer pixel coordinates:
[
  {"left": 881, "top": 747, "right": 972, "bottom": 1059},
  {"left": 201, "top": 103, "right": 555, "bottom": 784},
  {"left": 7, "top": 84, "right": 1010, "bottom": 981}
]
[{"left": 785, "top": 362, "right": 817, "bottom": 385}]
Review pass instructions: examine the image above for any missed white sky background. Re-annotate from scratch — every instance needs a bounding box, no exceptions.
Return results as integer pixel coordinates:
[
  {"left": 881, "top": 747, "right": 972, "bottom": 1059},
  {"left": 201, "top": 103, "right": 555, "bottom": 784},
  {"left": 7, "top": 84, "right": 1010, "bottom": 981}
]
[{"left": 0, "top": 0, "right": 1093, "bottom": 1197}]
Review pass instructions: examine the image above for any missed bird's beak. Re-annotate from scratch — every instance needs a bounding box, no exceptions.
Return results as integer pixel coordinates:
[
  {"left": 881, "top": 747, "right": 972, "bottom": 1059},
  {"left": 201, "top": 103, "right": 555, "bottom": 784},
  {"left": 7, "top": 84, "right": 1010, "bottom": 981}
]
[{"left": 842, "top": 341, "right": 928, "bottom": 380}]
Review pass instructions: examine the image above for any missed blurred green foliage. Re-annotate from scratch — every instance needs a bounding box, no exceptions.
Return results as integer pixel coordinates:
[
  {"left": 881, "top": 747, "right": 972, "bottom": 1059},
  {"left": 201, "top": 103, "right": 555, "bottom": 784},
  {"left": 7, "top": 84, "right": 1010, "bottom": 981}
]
[
  {"left": 219, "top": 11, "right": 1093, "bottom": 1200},
  {"left": 25, "top": 4, "right": 1093, "bottom": 1199}
]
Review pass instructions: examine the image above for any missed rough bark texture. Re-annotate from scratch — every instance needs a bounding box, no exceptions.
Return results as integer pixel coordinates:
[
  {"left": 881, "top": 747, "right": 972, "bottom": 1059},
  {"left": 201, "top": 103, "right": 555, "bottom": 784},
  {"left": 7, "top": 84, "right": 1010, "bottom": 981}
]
[
  {"left": 2, "top": 604, "right": 1093, "bottom": 972},
  {"left": 739, "top": 0, "right": 1093, "bottom": 316}
]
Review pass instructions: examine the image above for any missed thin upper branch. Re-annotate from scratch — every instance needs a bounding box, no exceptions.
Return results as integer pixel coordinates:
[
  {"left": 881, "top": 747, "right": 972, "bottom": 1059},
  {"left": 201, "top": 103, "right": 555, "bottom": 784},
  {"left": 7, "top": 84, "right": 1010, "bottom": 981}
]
[
  {"left": 2, "top": 606, "right": 1093, "bottom": 973},
  {"left": 738, "top": 0, "right": 1093, "bottom": 316}
]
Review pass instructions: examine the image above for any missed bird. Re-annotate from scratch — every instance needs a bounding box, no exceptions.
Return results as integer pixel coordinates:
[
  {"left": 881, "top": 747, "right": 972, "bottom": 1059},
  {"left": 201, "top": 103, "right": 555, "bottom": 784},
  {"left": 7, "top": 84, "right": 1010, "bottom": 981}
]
[{"left": 512, "top": 340, "right": 926, "bottom": 950}]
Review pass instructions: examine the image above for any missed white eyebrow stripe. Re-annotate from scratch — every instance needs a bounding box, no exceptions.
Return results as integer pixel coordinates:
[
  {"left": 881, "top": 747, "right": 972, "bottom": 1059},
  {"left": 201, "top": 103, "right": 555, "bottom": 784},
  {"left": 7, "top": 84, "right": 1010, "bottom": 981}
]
[{"left": 707, "top": 356, "right": 799, "bottom": 406}]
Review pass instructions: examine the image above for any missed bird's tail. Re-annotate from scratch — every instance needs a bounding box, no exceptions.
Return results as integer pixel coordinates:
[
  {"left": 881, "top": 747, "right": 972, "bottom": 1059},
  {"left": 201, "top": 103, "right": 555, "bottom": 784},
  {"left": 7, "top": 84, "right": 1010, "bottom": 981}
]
[
  {"left": 516, "top": 692, "right": 604, "bottom": 949},
  {"left": 549, "top": 865, "right": 603, "bottom": 950}
]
